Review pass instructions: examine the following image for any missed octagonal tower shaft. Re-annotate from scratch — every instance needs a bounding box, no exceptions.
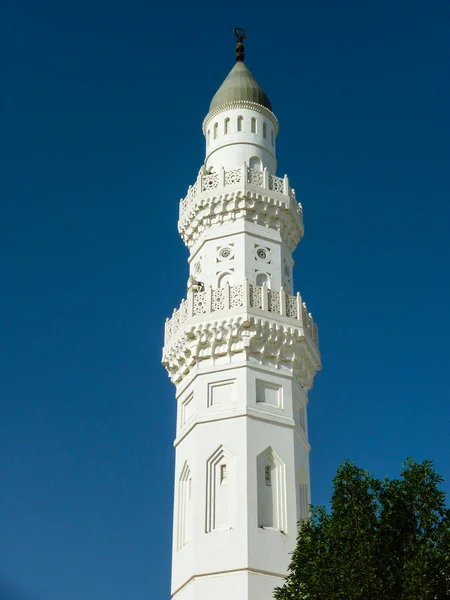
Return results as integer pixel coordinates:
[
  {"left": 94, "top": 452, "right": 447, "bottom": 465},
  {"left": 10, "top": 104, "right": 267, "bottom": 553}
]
[{"left": 163, "top": 38, "right": 321, "bottom": 600}]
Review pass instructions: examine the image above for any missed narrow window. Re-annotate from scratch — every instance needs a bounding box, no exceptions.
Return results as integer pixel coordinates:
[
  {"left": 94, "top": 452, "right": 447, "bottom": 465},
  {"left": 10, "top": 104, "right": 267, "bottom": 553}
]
[
  {"left": 207, "top": 129, "right": 210, "bottom": 144},
  {"left": 263, "top": 122, "right": 267, "bottom": 138},
  {"left": 271, "top": 130, "right": 274, "bottom": 146},
  {"left": 214, "top": 122, "right": 218, "bottom": 139},
  {"left": 224, "top": 117, "right": 230, "bottom": 134},
  {"left": 251, "top": 117, "right": 256, "bottom": 133},
  {"left": 220, "top": 464, "right": 227, "bottom": 484},
  {"left": 237, "top": 115, "right": 243, "bottom": 132},
  {"left": 265, "top": 465, "right": 271, "bottom": 486}
]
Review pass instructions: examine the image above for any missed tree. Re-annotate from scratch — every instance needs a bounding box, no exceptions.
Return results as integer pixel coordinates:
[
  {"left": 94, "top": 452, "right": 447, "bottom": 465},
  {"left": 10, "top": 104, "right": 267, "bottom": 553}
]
[{"left": 275, "top": 459, "right": 450, "bottom": 600}]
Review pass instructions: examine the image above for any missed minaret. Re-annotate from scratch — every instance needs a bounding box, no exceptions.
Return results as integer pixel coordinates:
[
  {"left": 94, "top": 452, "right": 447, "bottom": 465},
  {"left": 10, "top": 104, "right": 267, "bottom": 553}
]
[{"left": 162, "top": 29, "right": 321, "bottom": 600}]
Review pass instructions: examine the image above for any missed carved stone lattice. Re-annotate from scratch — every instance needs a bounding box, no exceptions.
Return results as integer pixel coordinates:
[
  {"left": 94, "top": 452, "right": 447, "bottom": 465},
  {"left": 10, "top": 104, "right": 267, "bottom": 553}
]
[
  {"left": 191, "top": 181, "right": 198, "bottom": 198},
  {"left": 225, "top": 168, "right": 242, "bottom": 185},
  {"left": 268, "top": 290, "right": 281, "bottom": 314},
  {"left": 286, "top": 296, "right": 298, "bottom": 319},
  {"left": 181, "top": 301, "right": 188, "bottom": 324},
  {"left": 166, "top": 320, "right": 173, "bottom": 339},
  {"left": 193, "top": 291, "right": 207, "bottom": 315},
  {"left": 212, "top": 289, "right": 225, "bottom": 312},
  {"left": 269, "top": 174, "right": 284, "bottom": 193},
  {"left": 250, "top": 285, "right": 262, "bottom": 309},
  {"left": 248, "top": 168, "right": 263, "bottom": 186},
  {"left": 202, "top": 172, "right": 219, "bottom": 191},
  {"left": 230, "top": 285, "right": 244, "bottom": 308}
]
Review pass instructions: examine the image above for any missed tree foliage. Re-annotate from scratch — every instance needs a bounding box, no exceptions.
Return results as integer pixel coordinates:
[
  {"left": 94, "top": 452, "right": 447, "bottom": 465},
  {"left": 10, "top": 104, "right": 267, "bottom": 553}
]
[{"left": 275, "top": 459, "right": 450, "bottom": 600}]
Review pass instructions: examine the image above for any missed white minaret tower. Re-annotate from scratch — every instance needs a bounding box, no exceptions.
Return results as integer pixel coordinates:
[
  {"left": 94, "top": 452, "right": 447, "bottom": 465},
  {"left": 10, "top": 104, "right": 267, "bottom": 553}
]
[{"left": 162, "top": 29, "right": 321, "bottom": 600}]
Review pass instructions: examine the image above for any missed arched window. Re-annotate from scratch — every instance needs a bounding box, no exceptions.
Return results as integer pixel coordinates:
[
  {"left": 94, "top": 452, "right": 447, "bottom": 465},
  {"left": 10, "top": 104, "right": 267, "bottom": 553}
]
[
  {"left": 263, "top": 122, "right": 267, "bottom": 138},
  {"left": 214, "top": 122, "right": 218, "bottom": 139},
  {"left": 271, "top": 130, "right": 274, "bottom": 146},
  {"left": 218, "top": 272, "right": 233, "bottom": 288},
  {"left": 251, "top": 117, "right": 256, "bottom": 133},
  {"left": 256, "top": 272, "right": 270, "bottom": 288},
  {"left": 206, "top": 446, "right": 236, "bottom": 532},
  {"left": 249, "top": 156, "right": 262, "bottom": 171},
  {"left": 237, "top": 115, "right": 243, "bottom": 132},
  {"left": 224, "top": 117, "right": 230, "bottom": 134},
  {"left": 257, "top": 447, "right": 287, "bottom": 531},
  {"left": 207, "top": 129, "right": 210, "bottom": 144}
]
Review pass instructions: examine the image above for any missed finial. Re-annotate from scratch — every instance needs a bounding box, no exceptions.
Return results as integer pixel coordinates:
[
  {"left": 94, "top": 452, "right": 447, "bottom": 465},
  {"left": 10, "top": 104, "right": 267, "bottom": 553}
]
[{"left": 234, "top": 27, "right": 247, "bottom": 62}]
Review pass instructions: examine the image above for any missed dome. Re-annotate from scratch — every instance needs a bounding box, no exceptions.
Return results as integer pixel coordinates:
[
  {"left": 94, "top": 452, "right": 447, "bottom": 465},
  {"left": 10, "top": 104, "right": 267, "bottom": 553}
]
[{"left": 209, "top": 62, "right": 272, "bottom": 112}]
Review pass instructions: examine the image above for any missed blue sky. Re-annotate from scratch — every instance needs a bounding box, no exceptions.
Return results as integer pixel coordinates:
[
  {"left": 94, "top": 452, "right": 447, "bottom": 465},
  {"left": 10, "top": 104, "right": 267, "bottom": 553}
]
[{"left": 2, "top": 0, "right": 449, "bottom": 598}]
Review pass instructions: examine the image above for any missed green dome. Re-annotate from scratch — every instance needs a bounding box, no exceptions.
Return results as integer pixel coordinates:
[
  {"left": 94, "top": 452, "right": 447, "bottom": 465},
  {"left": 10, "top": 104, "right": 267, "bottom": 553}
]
[{"left": 209, "top": 62, "right": 272, "bottom": 112}]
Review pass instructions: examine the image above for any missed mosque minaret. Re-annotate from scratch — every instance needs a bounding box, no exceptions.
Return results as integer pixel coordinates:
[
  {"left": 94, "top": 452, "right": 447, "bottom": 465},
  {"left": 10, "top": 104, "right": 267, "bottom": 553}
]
[{"left": 162, "top": 29, "right": 321, "bottom": 600}]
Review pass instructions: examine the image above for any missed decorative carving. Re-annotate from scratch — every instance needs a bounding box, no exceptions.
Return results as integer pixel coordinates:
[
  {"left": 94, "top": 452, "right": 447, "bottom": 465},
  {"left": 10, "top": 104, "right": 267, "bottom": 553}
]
[
  {"left": 202, "top": 172, "right": 219, "bottom": 191},
  {"left": 248, "top": 169, "right": 263, "bottom": 186},
  {"left": 212, "top": 289, "right": 225, "bottom": 312},
  {"left": 179, "top": 188, "right": 303, "bottom": 252},
  {"left": 250, "top": 285, "right": 262, "bottom": 309},
  {"left": 165, "top": 284, "right": 319, "bottom": 357},
  {"left": 269, "top": 174, "right": 284, "bottom": 193},
  {"left": 286, "top": 295, "right": 298, "bottom": 319},
  {"left": 224, "top": 168, "right": 242, "bottom": 186},
  {"left": 230, "top": 285, "right": 244, "bottom": 308},
  {"left": 193, "top": 291, "right": 207, "bottom": 315},
  {"left": 162, "top": 316, "right": 321, "bottom": 389},
  {"left": 268, "top": 289, "right": 280, "bottom": 313}
]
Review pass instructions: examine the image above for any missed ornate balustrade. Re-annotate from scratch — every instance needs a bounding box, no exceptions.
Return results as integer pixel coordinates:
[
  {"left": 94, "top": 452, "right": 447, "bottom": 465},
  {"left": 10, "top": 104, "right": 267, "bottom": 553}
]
[
  {"left": 179, "top": 165, "right": 302, "bottom": 223},
  {"left": 164, "top": 281, "right": 319, "bottom": 350}
]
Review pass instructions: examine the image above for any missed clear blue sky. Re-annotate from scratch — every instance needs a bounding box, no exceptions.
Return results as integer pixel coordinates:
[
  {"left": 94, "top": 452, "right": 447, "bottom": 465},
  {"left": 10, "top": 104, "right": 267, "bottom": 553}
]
[{"left": 2, "top": 0, "right": 449, "bottom": 598}]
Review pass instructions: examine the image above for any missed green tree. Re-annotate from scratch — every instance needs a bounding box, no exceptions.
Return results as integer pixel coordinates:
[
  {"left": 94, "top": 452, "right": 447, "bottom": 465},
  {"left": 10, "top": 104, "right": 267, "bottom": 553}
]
[{"left": 275, "top": 459, "right": 450, "bottom": 600}]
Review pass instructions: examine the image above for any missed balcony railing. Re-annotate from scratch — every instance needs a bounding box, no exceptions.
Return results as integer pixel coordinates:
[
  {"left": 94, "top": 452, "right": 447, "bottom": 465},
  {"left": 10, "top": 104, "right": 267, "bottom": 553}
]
[
  {"left": 164, "top": 280, "right": 319, "bottom": 351},
  {"left": 179, "top": 164, "right": 302, "bottom": 223}
]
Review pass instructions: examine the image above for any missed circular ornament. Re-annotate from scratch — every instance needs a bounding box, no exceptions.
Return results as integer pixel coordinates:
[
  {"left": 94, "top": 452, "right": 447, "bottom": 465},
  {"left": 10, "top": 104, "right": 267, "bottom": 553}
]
[
  {"left": 219, "top": 247, "right": 232, "bottom": 260},
  {"left": 256, "top": 248, "right": 268, "bottom": 261}
]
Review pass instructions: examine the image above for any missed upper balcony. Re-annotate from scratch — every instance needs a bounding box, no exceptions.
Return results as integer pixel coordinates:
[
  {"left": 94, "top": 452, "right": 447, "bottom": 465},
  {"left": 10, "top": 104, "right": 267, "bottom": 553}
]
[
  {"left": 178, "top": 164, "right": 304, "bottom": 251},
  {"left": 164, "top": 281, "right": 319, "bottom": 355}
]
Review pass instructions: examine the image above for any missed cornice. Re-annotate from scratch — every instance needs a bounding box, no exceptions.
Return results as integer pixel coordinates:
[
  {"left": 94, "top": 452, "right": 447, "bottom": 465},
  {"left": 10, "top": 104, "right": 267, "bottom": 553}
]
[
  {"left": 162, "top": 315, "right": 321, "bottom": 390},
  {"left": 178, "top": 188, "right": 303, "bottom": 251}
]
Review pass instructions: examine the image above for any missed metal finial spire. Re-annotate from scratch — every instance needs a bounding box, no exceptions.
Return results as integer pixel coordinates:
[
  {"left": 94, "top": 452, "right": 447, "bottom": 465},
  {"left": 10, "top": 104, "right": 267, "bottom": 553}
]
[{"left": 234, "top": 27, "right": 247, "bottom": 62}]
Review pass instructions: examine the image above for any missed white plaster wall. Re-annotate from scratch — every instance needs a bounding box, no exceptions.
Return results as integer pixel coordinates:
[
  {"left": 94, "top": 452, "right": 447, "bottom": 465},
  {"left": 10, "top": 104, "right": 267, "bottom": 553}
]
[
  {"left": 205, "top": 108, "right": 277, "bottom": 174},
  {"left": 173, "top": 570, "right": 283, "bottom": 600},
  {"left": 171, "top": 363, "right": 309, "bottom": 597},
  {"left": 188, "top": 222, "right": 285, "bottom": 291}
]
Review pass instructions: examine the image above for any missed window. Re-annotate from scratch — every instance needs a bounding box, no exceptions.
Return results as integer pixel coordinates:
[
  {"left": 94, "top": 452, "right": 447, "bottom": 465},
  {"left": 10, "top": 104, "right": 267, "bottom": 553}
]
[
  {"left": 207, "top": 129, "right": 210, "bottom": 144},
  {"left": 224, "top": 117, "right": 230, "bottom": 134},
  {"left": 271, "top": 130, "right": 274, "bottom": 146},
  {"left": 218, "top": 272, "right": 233, "bottom": 288},
  {"left": 237, "top": 115, "right": 243, "bottom": 131},
  {"left": 263, "top": 122, "right": 267, "bottom": 138},
  {"left": 249, "top": 156, "right": 262, "bottom": 171},
  {"left": 220, "top": 464, "right": 227, "bottom": 484},
  {"left": 251, "top": 117, "right": 256, "bottom": 133},
  {"left": 214, "top": 122, "right": 218, "bottom": 139},
  {"left": 265, "top": 465, "right": 271, "bottom": 486},
  {"left": 256, "top": 272, "right": 270, "bottom": 288}
]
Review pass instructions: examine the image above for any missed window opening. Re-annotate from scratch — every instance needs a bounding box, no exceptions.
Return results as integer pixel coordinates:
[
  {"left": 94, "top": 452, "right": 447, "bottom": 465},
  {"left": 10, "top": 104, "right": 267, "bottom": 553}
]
[
  {"left": 251, "top": 117, "right": 256, "bottom": 133},
  {"left": 220, "top": 464, "right": 227, "bottom": 484},
  {"left": 237, "top": 116, "right": 243, "bottom": 132},
  {"left": 224, "top": 117, "right": 230, "bottom": 134},
  {"left": 265, "top": 465, "right": 272, "bottom": 486},
  {"left": 263, "top": 122, "right": 267, "bottom": 138},
  {"left": 214, "top": 122, "right": 218, "bottom": 139}
]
